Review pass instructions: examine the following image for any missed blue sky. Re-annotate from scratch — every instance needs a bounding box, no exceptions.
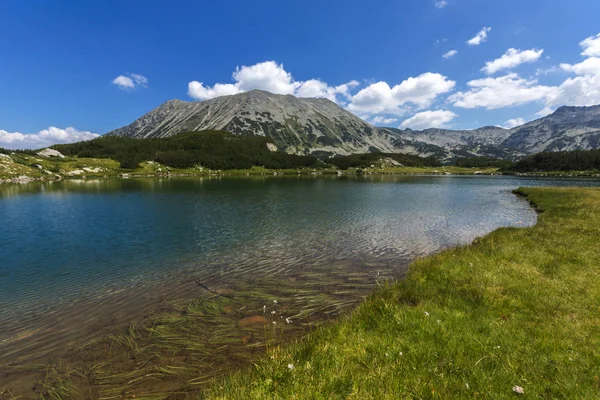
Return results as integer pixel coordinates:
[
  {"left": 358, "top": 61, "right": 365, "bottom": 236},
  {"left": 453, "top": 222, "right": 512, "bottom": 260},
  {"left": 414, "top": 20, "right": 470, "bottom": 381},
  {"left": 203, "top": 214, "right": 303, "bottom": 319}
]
[{"left": 1, "top": 0, "right": 600, "bottom": 148}]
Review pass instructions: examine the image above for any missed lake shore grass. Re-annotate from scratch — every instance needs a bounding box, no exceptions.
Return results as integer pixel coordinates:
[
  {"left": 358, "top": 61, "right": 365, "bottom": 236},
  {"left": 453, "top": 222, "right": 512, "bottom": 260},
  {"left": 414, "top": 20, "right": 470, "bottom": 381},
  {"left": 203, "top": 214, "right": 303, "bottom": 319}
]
[{"left": 203, "top": 187, "right": 600, "bottom": 399}]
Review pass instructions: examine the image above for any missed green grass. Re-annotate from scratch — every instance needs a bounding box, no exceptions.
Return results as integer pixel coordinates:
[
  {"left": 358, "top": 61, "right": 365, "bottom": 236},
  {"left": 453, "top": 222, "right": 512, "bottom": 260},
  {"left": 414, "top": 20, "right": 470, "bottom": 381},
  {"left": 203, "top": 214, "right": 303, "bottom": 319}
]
[{"left": 204, "top": 187, "right": 600, "bottom": 399}]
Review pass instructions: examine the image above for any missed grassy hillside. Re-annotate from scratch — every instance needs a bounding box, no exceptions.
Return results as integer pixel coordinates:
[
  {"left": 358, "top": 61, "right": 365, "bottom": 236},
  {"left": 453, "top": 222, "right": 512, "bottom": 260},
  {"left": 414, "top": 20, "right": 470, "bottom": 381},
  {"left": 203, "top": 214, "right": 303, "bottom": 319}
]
[{"left": 205, "top": 187, "right": 600, "bottom": 399}]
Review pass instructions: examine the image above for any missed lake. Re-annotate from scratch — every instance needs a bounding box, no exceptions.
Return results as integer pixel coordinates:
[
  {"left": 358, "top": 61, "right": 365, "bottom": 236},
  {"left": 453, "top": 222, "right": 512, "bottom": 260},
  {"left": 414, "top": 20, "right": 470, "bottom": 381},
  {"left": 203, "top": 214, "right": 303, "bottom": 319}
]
[{"left": 1, "top": 175, "right": 599, "bottom": 394}]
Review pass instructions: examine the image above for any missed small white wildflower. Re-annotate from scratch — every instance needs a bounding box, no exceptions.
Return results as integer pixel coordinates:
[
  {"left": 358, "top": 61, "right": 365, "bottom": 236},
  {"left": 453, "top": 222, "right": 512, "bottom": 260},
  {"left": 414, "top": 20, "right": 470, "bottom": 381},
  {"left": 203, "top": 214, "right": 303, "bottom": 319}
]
[
  {"left": 424, "top": 312, "right": 430, "bottom": 316},
  {"left": 271, "top": 310, "right": 276, "bottom": 314},
  {"left": 465, "top": 383, "right": 469, "bottom": 389},
  {"left": 385, "top": 353, "right": 389, "bottom": 357},
  {"left": 399, "top": 352, "right": 403, "bottom": 356},
  {"left": 495, "top": 346, "right": 501, "bottom": 349},
  {"left": 287, "top": 363, "right": 294, "bottom": 370},
  {"left": 272, "top": 321, "right": 277, "bottom": 325},
  {"left": 273, "top": 300, "right": 278, "bottom": 304},
  {"left": 437, "top": 319, "right": 441, "bottom": 324},
  {"left": 513, "top": 385, "right": 524, "bottom": 394},
  {"left": 263, "top": 305, "right": 266, "bottom": 313},
  {"left": 285, "top": 317, "right": 292, "bottom": 324}
]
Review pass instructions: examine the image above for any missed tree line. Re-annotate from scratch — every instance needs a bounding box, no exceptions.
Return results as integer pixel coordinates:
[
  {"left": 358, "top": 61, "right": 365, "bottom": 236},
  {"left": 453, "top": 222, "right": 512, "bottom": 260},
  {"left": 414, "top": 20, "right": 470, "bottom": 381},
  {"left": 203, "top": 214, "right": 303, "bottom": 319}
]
[
  {"left": 52, "top": 131, "right": 320, "bottom": 170},
  {"left": 502, "top": 149, "right": 600, "bottom": 172}
]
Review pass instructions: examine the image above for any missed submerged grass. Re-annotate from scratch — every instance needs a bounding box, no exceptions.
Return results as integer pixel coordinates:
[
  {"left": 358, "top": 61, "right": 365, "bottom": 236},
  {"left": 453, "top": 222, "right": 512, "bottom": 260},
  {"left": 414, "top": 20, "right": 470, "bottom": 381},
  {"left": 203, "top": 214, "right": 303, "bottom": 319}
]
[{"left": 205, "top": 187, "right": 600, "bottom": 399}]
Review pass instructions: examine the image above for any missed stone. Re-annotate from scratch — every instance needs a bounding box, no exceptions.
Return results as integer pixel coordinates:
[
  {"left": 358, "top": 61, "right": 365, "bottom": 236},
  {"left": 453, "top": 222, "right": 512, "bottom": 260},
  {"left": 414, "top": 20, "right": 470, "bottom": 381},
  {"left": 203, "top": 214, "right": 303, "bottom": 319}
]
[
  {"left": 266, "top": 143, "right": 278, "bottom": 152},
  {"left": 238, "top": 315, "right": 266, "bottom": 327},
  {"left": 37, "top": 148, "right": 65, "bottom": 158}
]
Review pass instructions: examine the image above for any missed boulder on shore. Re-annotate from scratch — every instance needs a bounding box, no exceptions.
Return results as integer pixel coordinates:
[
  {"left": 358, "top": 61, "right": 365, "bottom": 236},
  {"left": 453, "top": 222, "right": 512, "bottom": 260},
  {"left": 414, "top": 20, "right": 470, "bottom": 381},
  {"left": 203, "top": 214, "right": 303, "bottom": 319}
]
[{"left": 37, "top": 148, "right": 65, "bottom": 158}]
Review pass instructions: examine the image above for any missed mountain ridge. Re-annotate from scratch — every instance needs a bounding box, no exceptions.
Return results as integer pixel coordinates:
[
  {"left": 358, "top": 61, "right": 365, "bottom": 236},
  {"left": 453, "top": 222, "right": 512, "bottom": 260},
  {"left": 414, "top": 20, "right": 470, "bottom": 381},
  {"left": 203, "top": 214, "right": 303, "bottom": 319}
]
[{"left": 106, "top": 91, "right": 600, "bottom": 160}]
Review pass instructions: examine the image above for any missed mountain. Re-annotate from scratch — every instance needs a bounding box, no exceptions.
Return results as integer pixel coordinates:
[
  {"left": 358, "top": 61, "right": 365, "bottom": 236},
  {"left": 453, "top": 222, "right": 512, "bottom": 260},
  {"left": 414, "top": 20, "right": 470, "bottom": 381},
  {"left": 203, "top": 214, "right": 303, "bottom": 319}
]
[
  {"left": 501, "top": 105, "right": 600, "bottom": 154},
  {"left": 106, "top": 90, "right": 399, "bottom": 156},
  {"left": 107, "top": 91, "right": 600, "bottom": 160}
]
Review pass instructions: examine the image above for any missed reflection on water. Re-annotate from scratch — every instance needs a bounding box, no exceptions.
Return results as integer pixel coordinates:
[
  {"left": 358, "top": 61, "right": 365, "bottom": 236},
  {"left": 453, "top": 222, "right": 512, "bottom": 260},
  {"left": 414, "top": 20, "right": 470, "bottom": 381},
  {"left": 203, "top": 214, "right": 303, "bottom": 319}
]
[{"left": 0, "top": 175, "right": 599, "bottom": 396}]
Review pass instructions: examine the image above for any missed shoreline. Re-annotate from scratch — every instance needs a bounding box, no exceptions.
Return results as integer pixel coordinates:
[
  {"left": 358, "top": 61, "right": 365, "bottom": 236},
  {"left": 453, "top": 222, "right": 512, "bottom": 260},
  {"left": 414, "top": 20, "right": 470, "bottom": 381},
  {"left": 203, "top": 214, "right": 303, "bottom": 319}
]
[
  {"left": 3, "top": 169, "right": 600, "bottom": 186},
  {"left": 204, "top": 187, "right": 600, "bottom": 398},
  {"left": 1, "top": 185, "right": 598, "bottom": 398},
  {"left": 0, "top": 180, "right": 541, "bottom": 399}
]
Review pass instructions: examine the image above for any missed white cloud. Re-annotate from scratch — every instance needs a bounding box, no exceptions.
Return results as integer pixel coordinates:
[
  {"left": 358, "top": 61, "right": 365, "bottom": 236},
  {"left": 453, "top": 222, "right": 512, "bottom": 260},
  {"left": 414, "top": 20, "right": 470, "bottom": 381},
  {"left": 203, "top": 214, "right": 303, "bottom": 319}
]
[
  {"left": 370, "top": 116, "right": 398, "bottom": 125},
  {"left": 535, "top": 107, "right": 554, "bottom": 117},
  {"left": 187, "top": 61, "right": 359, "bottom": 103},
  {"left": 482, "top": 48, "right": 544, "bottom": 74},
  {"left": 503, "top": 117, "right": 526, "bottom": 129},
  {"left": 450, "top": 73, "right": 557, "bottom": 109},
  {"left": 434, "top": 0, "right": 447, "bottom": 8},
  {"left": 0, "top": 127, "right": 99, "bottom": 150},
  {"left": 112, "top": 73, "right": 148, "bottom": 90},
  {"left": 442, "top": 50, "right": 457, "bottom": 59},
  {"left": 113, "top": 75, "right": 134, "bottom": 88},
  {"left": 347, "top": 73, "right": 456, "bottom": 115},
  {"left": 400, "top": 110, "right": 457, "bottom": 130},
  {"left": 296, "top": 79, "right": 359, "bottom": 101},
  {"left": 467, "top": 27, "right": 491, "bottom": 46},
  {"left": 560, "top": 57, "right": 600, "bottom": 75},
  {"left": 580, "top": 33, "right": 600, "bottom": 57},
  {"left": 188, "top": 82, "right": 241, "bottom": 100},
  {"left": 452, "top": 32, "right": 600, "bottom": 112},
  {"left": 549, "top": 73, "right": 600, "bottom": 108},
  {"left": 232, "top": 61, "right": 298, "bottom": 94}
]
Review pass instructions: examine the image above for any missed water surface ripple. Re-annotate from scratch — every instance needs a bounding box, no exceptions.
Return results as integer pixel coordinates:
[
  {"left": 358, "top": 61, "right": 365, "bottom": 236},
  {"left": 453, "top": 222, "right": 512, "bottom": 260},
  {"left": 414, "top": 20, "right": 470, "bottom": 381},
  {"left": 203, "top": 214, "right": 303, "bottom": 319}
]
[{"left": 1, "top": 175, "right": 599, "bottom": 365}]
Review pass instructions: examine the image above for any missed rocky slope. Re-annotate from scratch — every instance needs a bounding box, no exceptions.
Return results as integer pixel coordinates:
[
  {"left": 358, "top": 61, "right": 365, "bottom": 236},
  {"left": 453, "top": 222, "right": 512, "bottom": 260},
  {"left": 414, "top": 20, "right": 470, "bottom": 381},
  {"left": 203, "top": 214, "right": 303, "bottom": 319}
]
[
  {"left": 107, "top": 91, "right": 600, "bottom": 160},
  {"left": 106, "top": 90, "right": 399, "bottom": 156}
]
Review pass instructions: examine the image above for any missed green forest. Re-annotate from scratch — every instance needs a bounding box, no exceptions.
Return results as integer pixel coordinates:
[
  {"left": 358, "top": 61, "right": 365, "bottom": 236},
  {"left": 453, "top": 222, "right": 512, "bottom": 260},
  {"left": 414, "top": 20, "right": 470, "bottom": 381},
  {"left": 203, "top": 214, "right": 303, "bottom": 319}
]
[
  {"left": 454, "top": 156, "right": 514, "bottom": 168},
  {"left": 503, "top": 149, "right": 600, "bottom": 172},
  {"left": 52, "top": 131, "right": 320, "bottom": 170}
]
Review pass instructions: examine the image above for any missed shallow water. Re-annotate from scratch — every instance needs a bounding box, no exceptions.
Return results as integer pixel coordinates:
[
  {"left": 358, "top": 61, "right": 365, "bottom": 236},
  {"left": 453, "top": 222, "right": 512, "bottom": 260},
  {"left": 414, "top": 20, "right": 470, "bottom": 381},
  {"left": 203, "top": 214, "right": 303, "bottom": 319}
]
[{"left": 1, "top": 175, "right": 599, "bottom": 394}]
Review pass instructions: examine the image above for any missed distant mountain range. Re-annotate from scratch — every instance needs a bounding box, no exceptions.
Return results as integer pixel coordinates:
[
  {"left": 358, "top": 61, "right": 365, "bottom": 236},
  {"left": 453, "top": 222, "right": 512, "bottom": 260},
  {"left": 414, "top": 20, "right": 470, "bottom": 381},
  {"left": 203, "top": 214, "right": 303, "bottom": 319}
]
[{"left": 107, "top": 90, "right": 600, "bottom": 160}]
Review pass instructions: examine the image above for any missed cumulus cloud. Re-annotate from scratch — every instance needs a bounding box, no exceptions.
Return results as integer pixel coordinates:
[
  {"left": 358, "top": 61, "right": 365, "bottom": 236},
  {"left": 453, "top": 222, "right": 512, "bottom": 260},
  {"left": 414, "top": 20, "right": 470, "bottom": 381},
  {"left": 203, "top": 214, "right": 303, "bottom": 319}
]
[
  {"left": 112, "top": 73, "right": 148, "bottom": 90},
  {"left": 347, "top": 73, "right": 456, "bottom": 115},
  {"left": 0, "top": 127, "right": 99, "bottom": 150},
  {"left": 559, "top": 57, "right": 600, "bottom": 75},
  {"left": 188, "top": 61, "right": 358, "bottom": 103},
  {"left": 296, "top": 79, "right": 359, "bottom": 101},
  {"left": 232, "top": 61, "right": 298, "bottom": 94},
  {"left": 449, "top": 73, "right": 557, "bottom": 109},
  {"left": 434, "top": 0, "right": 448, "bottom": 8},
  {"left": 504, "top": 117, "right": 526, "bottom": 129},
  {"left": 482, "top": 48, "right": 544, "bottom": 74},
  {"left": 400, "top": 110, "right": 457, "bottom": 130},
  {"left": 442, "top": 50, "right": 457, "bottom": 59},
  {"left": 549, "top": 73, "right": 600, "bottom": 107},
  {"left": 580, "top": 33, "right": 600, "bottom": 57},
  {"left": 188, "top": 82, "right": 241, "bottom": 100},
  {"left": 451, "top": 32, "right": 600, "bottom": 112},
  {"left": 467, "top": 27, "right": 491, "bottom": 46},
  {"left": 370, "top": 116, "right": 398, "bottom": 125}
]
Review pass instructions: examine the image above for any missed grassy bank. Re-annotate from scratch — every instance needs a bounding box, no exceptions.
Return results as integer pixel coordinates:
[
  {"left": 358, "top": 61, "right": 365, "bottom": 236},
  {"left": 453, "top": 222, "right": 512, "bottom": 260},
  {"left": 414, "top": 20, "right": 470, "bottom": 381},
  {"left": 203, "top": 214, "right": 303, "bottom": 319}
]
[{"left": 205, "top": 187, "right": 600, "bottom": 399}]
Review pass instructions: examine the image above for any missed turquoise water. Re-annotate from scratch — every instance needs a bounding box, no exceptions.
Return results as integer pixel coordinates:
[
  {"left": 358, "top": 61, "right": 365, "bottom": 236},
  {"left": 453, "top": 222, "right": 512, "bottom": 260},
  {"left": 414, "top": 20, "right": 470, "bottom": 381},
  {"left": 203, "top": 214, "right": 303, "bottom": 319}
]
[{"left": 0, "top": 175, "right": 599, "bottom": 347}]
